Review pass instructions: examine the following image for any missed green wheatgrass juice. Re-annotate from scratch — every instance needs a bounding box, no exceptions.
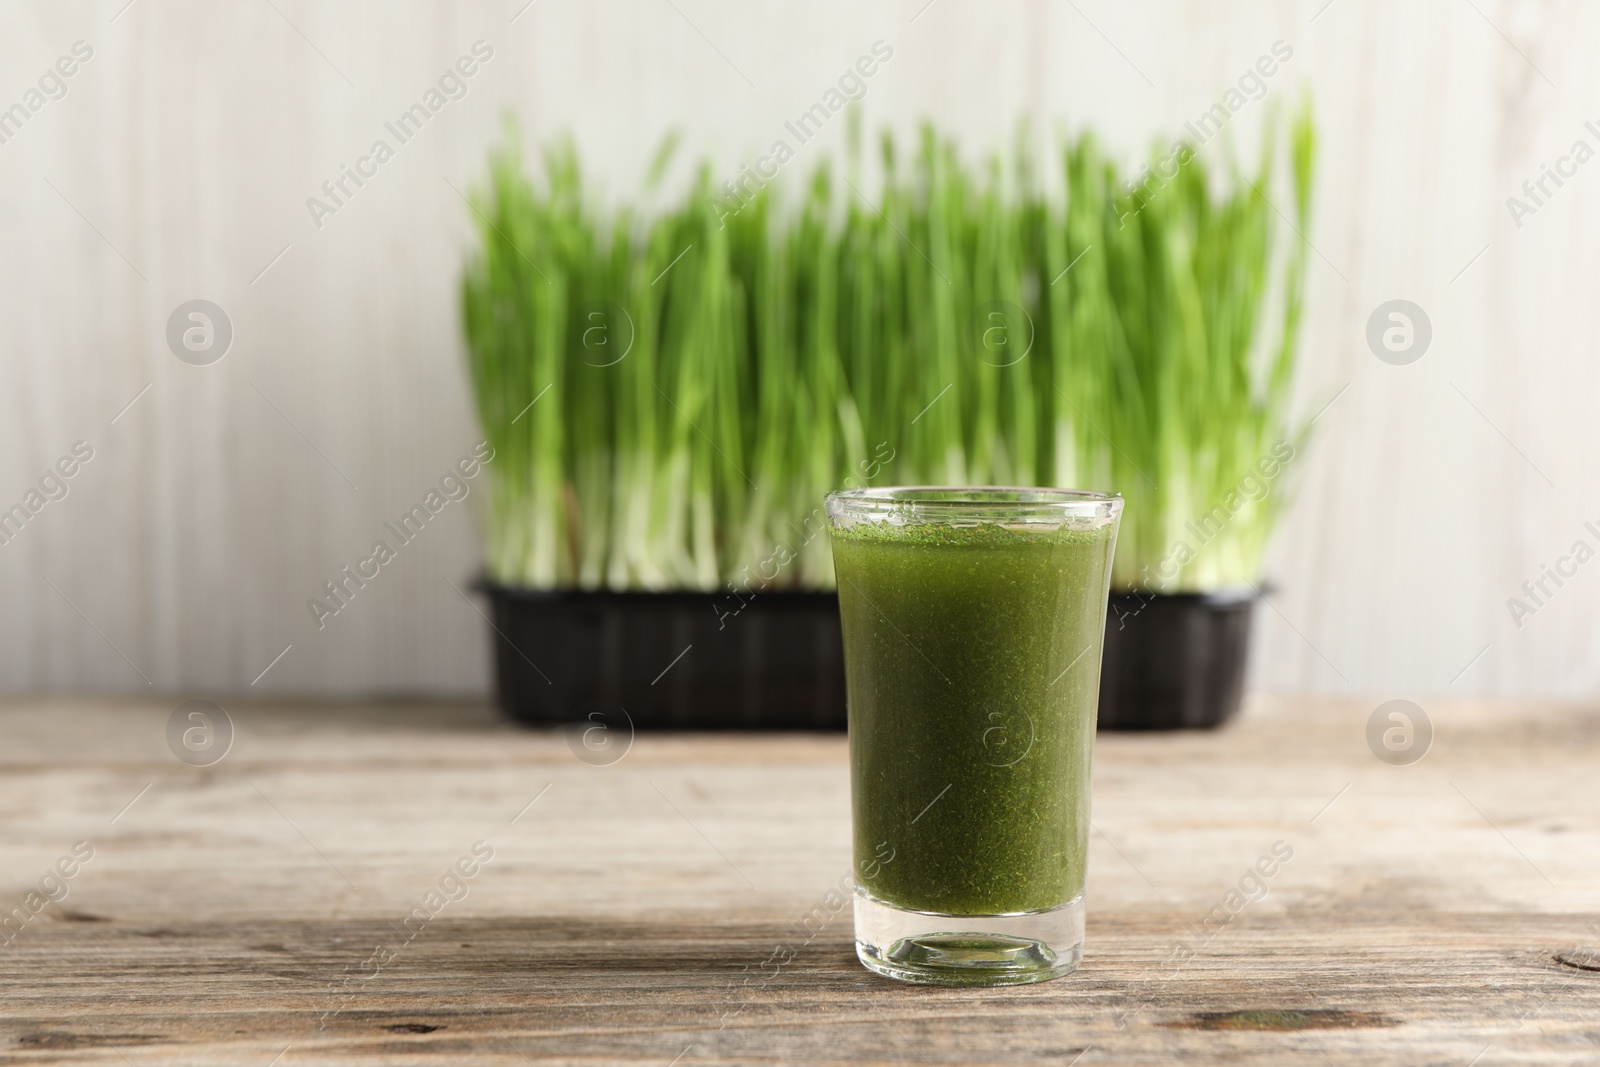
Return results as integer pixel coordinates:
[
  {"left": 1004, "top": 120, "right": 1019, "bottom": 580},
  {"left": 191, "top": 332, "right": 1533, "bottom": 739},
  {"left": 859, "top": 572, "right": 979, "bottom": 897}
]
[{"left": 832, "top": 517, "right": 1117, "bottom": 916}]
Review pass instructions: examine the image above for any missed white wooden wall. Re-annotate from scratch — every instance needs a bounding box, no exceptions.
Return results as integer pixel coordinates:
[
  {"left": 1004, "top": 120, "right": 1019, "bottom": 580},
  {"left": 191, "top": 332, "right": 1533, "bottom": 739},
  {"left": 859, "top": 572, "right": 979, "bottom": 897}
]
[{"left": 1, "top": 0, "right": 1594, "bottom": 700}]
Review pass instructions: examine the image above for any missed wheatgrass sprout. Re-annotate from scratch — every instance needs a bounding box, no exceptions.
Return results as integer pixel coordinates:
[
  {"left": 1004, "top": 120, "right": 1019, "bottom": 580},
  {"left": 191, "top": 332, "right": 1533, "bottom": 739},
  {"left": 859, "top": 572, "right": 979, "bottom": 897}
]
[{"left": 460, "top": 103, "right": 1315, "bottom": 593}]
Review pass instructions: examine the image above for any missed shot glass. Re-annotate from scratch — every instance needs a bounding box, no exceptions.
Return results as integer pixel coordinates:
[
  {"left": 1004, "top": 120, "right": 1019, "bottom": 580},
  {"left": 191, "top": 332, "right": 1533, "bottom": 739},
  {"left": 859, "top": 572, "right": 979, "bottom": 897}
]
[{"left": 825, "top": 487, "right": 1122, "bottom": 986}]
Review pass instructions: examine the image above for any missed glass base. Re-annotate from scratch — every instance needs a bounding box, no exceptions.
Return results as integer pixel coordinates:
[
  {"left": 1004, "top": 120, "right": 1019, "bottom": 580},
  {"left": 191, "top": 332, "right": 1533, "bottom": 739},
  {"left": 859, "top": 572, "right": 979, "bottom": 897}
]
[{"left": 853, "top": 888, "right": 1084, "bottom": 986}]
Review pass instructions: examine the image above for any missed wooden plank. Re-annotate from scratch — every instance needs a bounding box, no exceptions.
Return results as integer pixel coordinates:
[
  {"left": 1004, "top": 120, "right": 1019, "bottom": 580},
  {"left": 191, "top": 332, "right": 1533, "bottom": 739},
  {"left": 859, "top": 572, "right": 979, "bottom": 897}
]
[{"left": 1, "top": 695, "right": 1598, "bottom": 1064}]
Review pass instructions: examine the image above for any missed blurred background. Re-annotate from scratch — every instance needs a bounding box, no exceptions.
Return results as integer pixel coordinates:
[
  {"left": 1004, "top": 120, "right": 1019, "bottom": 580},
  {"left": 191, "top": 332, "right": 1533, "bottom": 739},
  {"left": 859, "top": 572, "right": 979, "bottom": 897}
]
[{"left": 1, "top": 0, "right": 1592, "bottom": 702}]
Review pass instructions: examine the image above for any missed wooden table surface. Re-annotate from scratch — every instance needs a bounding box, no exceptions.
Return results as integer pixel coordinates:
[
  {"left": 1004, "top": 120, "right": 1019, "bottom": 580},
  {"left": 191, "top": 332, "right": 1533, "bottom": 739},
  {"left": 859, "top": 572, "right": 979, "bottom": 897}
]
[{"left": 2, "top": 695, "right": 1597, "bottom": 1065}]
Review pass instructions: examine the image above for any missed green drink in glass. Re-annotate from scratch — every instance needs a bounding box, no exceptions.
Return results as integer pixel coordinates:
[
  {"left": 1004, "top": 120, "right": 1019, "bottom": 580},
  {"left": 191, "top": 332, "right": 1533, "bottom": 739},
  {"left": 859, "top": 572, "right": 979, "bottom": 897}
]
[{"left": 826, "top": 487, "right": 1122, "bottom": 985}]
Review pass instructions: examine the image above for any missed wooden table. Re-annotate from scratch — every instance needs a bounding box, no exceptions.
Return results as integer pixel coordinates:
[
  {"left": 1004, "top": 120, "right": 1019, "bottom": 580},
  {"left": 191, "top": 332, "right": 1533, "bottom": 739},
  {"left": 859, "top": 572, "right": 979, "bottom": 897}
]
[{"left": 2, "top": 696, "right": 1597, "bottom": 1065}]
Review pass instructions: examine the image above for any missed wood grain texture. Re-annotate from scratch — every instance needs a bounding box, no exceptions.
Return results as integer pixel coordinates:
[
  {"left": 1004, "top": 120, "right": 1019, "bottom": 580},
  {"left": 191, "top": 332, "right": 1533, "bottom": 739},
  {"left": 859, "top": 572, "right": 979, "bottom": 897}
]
[
  {"left": 1, "top": 695, "right": 1598, "bottom": 1064},
  {"left": 2, "top": 1, "right": 1598, "bottom": 700}
]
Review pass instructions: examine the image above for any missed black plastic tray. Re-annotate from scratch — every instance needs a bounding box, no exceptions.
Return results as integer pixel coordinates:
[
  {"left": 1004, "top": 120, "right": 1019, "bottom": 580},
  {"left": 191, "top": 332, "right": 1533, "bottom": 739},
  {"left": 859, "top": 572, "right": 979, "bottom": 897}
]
[
  {"left": 1098, "top": 590, "right": 1255, "bottom": 730},
  {"left": 480, "top": 583, "right": 1253, "bottom": 731},
  {"left": 481, "top": 584, "right": 845, "bottom": 730}
]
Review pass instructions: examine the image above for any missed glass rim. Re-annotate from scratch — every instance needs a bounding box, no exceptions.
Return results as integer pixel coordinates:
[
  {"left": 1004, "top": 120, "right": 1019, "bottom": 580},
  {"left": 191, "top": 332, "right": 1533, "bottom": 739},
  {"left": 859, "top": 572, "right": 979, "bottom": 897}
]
[{"left": 825, "top": 485, "right": 1123, "bottom": 526}]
